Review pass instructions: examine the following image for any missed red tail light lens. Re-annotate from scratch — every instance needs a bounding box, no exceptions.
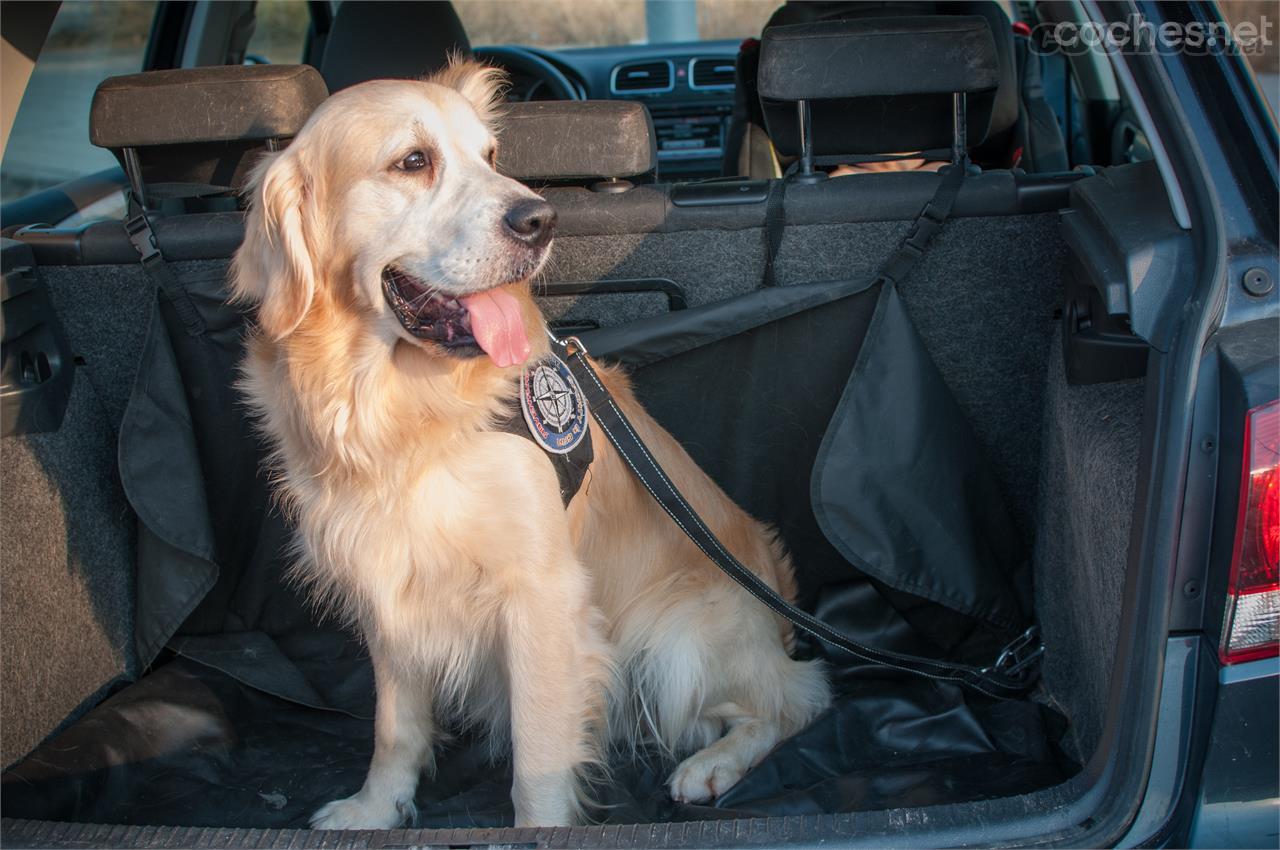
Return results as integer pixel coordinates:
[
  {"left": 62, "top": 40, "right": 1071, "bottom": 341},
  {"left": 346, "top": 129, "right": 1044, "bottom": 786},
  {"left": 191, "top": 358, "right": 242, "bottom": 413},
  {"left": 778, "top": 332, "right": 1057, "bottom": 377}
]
[{"left": 1221, "top": 399, "right": 1280, "bottom": 664}]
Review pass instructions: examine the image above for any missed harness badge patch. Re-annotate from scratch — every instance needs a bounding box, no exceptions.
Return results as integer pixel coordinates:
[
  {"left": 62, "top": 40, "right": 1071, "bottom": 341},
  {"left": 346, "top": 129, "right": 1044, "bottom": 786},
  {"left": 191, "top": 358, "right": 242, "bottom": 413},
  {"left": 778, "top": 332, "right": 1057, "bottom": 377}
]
[{"left": 520, "top": 354, "right": 589, "bottom": 455}]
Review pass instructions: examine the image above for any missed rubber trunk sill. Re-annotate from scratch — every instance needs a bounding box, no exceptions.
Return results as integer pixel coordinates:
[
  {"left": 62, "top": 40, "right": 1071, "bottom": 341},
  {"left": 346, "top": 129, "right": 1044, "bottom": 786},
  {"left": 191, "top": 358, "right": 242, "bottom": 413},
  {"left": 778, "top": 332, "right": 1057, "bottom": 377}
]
[
  {"left": 2, "top": 817, "right": 873, "bottom": 849},
  {"left": 1, "top": 810, "right": 1043, "bottom": 850}
]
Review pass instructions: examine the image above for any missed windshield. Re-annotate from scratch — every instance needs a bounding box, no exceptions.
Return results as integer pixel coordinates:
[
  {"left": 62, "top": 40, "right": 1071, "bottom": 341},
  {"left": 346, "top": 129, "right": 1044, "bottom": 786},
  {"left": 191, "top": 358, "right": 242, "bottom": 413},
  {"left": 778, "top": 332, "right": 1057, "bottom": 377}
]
[{"left": 454, "top": 0, "right": 778, "bottom": 49}]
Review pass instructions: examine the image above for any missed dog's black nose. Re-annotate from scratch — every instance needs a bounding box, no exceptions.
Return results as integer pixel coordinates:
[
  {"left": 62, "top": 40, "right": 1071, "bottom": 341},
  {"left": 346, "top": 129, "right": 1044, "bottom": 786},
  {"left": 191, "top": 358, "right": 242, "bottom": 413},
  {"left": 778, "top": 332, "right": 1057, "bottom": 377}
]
[{"left": 503, "top": 199, "right": 556, "bottom": 247}]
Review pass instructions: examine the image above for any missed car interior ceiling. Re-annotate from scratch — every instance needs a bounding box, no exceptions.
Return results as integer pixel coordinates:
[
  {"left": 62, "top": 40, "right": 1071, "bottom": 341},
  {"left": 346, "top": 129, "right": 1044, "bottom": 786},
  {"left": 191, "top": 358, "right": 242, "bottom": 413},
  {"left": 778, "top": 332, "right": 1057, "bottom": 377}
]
[{"left": 0, "top": 0, "right": 1156, "bottom": 837}]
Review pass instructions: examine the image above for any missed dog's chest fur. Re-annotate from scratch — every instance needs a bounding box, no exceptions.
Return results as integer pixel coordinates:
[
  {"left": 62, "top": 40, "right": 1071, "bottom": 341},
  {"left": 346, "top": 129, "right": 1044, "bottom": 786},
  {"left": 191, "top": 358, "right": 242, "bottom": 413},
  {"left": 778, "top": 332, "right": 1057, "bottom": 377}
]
[
  {"left": 243, "top": 332, "right": 580, "bottom": 673},
  {"left": 299, "top": 431, "right": 570, "bottom": 639}
]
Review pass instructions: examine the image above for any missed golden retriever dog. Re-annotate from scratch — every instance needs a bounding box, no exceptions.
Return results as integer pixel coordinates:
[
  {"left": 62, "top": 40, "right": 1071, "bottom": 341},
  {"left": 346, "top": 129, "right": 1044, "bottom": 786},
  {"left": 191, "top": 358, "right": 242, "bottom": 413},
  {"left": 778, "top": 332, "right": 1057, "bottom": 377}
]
[{"left": 231, "top": 59, "right": 829, "bottom": 829}]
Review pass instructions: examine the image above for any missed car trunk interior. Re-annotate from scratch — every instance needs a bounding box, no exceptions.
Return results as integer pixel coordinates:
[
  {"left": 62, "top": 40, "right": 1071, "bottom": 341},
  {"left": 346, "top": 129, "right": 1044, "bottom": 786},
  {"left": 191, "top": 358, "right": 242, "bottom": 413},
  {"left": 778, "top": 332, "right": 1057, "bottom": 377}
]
[{"left": 0, "top": 152, "right": 1169, "bottom": 845}]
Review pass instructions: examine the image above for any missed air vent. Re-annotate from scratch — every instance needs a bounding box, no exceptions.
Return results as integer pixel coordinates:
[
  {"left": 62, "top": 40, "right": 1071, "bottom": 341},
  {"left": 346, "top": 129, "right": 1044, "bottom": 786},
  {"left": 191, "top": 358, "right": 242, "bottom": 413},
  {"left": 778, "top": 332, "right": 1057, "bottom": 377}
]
[
  {"left": 611, "top": 60, "right": 674, "bottom": 94},
  {"left": 689, "top": 58, "right": 735, "bottom": 90}
]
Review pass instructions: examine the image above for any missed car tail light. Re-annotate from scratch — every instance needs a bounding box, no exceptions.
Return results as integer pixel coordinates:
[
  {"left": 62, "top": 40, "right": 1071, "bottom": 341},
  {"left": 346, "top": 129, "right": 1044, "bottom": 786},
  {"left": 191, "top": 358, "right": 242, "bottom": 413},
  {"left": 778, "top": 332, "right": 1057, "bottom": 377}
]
[{"left": 1220, "top": 399, "right": 1280, "bottom": 664}]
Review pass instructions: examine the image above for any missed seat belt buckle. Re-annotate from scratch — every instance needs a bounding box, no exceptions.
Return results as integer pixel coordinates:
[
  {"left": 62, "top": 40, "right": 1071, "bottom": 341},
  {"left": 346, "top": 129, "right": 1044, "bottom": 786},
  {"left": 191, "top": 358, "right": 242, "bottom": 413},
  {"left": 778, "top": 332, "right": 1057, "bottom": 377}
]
[
  {"left": 990, "top": 626, "right": 1044, "bottom": 679},
  {"left": 901, "top": 216, "right": 943, "bottom": 255},
  {"left": 902, "top": 189, "right": 956, "bottom": 252}
]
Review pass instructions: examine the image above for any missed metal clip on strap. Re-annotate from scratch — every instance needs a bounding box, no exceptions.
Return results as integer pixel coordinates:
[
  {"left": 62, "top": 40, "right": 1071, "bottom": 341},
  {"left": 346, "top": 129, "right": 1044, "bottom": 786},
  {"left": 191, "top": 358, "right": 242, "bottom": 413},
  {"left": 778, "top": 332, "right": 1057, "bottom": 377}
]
[{"left": 988, "top": 626, "right": 1045, "bottom": 678}]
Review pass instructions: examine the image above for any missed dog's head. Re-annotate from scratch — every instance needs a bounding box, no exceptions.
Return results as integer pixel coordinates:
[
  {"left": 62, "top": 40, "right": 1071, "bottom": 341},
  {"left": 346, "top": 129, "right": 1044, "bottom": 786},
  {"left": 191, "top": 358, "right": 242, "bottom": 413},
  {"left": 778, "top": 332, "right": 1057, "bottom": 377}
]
[{"left": 232, "top": 59, "right": 551, "bottom": 369}]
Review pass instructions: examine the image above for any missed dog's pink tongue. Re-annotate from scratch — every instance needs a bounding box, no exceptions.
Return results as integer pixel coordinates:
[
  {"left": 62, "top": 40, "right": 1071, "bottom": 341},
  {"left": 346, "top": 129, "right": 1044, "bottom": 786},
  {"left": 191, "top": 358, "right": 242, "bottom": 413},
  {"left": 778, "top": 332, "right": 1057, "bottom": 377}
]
[{"left": 460, "top": 288, "right": 531, "bottom": 368}]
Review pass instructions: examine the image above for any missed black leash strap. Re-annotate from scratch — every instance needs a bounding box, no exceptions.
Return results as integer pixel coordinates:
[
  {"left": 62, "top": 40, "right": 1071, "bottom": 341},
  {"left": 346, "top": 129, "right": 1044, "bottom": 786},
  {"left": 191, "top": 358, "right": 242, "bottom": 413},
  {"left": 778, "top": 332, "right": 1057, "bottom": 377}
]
[{"left": 555, "top": 163, "right": 1043, "bottom": 699}]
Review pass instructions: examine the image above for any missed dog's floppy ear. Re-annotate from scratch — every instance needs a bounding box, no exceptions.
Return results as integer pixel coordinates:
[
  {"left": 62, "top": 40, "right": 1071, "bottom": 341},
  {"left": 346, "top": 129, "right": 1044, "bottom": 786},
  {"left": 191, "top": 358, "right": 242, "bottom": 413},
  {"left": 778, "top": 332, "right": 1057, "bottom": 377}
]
[
  {"left": 429, "top": 54, "right": 507, "bottom": 127},
  {"left": 231, "top": 148, "right": 320, "bottom": 340}
]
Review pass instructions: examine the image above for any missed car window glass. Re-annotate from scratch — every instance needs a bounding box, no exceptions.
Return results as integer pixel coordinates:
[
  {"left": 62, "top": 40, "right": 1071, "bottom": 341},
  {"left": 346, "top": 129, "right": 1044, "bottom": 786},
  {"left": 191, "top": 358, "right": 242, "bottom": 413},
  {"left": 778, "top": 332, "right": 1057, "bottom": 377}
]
[
  {"left": 453, "top": 0, "right": 777, "bottom": 48},
  {"left": 245, "top": 0, "right": 311, "bottom": 65},
  {"left": 1039, "top": 55, "right": 1093, "bottom": 166},
  {"left": 1, "top": 0, "right": 156, "bottom": 207},
  {"left": 1031, "top": 1, "right": 1277, "bottom": 166},
  {"left": 1027, "top": 2, "right": 1122, "bottom": 167},
  {"left": 693, "top": 0, "right": 777, "bottom": 41}
]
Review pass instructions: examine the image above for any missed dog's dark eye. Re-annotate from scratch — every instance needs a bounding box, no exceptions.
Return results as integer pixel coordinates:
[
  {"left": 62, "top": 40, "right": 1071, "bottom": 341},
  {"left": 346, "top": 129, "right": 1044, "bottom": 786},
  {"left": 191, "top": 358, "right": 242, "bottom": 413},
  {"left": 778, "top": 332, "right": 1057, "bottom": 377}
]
[
  {"left": 485, "top": 146, "right": 497, "bottom": 168},
  {"left": 397, "top": 151, "right": 430, "bottom": 172}
]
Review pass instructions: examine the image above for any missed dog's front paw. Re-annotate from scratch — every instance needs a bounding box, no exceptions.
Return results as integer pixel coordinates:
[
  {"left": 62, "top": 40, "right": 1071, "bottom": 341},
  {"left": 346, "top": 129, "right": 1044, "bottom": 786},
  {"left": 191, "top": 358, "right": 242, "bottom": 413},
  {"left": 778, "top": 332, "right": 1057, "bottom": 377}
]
[
  {"left": 668, "top": 749, "right": 748, "bottom": 804},
  {"left": 311, "top": 792, "right": 415, "bottom": 830}
]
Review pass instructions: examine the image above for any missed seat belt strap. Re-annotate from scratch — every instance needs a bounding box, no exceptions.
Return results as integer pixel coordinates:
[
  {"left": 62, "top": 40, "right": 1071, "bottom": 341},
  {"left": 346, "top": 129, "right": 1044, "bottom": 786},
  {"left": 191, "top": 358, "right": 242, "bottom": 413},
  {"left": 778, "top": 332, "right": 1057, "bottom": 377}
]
[
  {"left": 126, "top": 193, "right": 207, "bottom": 337},
  {"left": 876, "top": 160, "right": 968, "bottom": 288},
  {"left": 552, "top": 161, "right": 1043, "bottom": 699}
]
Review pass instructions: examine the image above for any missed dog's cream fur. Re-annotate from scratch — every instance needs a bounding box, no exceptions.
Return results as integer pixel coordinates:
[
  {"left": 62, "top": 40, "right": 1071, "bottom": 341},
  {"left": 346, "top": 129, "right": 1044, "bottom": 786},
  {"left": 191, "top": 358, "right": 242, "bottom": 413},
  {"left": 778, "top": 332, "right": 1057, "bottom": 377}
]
[{"left": 231, "top": 60, "right": 829, "bottom": 829}]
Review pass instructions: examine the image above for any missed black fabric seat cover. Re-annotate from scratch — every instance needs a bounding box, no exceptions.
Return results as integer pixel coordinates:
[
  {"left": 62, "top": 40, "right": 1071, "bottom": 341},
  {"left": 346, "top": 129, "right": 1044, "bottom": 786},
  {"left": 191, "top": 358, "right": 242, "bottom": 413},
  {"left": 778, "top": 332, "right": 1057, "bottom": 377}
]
[{"left": 0, "top": 262, "right": 1074, "bottom": 828}]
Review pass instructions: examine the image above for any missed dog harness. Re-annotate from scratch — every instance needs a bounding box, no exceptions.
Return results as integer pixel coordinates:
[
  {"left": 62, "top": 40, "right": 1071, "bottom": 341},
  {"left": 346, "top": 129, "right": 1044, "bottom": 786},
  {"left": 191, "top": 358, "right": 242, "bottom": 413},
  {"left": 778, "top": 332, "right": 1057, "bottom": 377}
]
[{"left": 500, "top": 353, "right": 593, "bottom": 506}]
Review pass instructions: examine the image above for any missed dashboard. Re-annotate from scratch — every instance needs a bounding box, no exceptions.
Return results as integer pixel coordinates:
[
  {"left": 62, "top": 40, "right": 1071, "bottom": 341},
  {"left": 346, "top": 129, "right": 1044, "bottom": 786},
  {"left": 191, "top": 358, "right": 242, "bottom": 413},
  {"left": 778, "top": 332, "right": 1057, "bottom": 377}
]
[{"left": 489, "top": 39, "right": 742, "bottom": 181}]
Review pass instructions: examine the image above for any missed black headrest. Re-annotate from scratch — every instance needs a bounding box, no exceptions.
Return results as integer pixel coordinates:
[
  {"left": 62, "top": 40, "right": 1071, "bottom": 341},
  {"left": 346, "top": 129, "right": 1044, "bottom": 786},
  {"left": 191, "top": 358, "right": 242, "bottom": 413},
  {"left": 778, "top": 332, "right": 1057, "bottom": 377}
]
[
  {"left": 497, "top": 102, "right": 656, "bottom": 184},
  {"left": 320, "top": 0, "right": 470, "bottom": 93},
  {"left": 758, "top": 1, "right": 1019, "bottom": 145},
  {"left": 758, "top": 15, "right": 1001, "bottom": 158},
  {"left": 91, "top": 65, "right": 328, "bottom": 190}
]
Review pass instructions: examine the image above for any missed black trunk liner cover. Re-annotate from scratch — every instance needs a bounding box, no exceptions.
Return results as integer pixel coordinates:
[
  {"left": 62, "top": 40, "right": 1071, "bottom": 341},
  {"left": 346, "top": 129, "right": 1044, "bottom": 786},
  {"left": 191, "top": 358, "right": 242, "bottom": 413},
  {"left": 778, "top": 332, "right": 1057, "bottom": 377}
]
[
  {"left": 1, "top": 653, "right": 1068, "bottom": 828},
  {"left": 2, "top": 272, "right": 1075, "bottom": 828}
]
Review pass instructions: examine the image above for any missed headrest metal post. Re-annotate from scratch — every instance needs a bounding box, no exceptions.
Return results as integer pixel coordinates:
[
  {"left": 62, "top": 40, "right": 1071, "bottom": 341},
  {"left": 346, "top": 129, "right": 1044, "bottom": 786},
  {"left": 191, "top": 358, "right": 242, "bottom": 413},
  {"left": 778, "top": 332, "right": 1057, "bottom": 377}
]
[
  {"left": 797, "top": 99, "right": 814, "bottom": 176},
  {"left": 122, "top": 146, "right": 147, "bottom": 209},
  {"left": 951, "top": 92, "right": 967, "bottom": 166}
]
